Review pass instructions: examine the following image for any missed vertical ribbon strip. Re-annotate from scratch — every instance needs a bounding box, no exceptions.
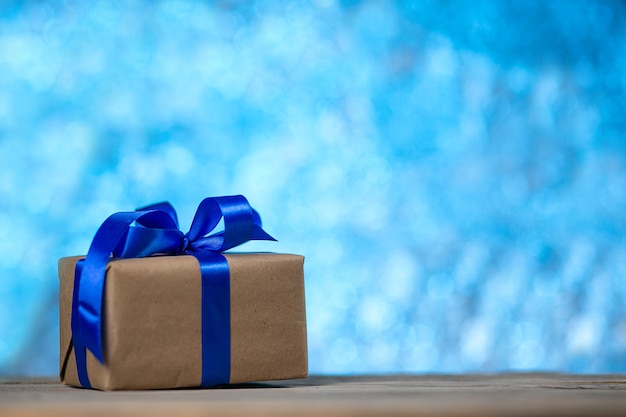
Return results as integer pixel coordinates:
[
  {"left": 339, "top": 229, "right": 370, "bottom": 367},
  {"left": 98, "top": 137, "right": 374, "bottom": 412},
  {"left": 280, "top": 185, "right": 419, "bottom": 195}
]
[{"left": 70, "top": 195, "right": 276, "bottom": 388}]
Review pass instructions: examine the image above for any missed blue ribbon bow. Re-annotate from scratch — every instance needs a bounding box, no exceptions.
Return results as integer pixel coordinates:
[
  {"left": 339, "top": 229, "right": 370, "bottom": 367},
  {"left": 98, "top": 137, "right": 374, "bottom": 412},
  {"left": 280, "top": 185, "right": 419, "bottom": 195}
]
[{"left": 71, "top": 195, "right": 276, "bottom": 388}]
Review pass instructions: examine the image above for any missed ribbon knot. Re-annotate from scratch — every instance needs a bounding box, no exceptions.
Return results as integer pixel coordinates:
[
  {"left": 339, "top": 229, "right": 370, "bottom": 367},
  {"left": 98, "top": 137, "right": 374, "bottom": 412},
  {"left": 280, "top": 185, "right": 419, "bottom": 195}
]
[
  {"left": 71, "top": 195, "right": 276, "bottom": 372},
  {"left": 179, "top": 234, "right": 191, "bottom": 253}
]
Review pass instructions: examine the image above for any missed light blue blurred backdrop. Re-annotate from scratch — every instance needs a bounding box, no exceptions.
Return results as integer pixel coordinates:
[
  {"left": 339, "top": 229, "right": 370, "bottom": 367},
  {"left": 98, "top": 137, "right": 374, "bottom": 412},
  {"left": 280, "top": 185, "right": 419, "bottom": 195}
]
[{"left": 1, "top": 0, "right": 626, "bottom": 376}]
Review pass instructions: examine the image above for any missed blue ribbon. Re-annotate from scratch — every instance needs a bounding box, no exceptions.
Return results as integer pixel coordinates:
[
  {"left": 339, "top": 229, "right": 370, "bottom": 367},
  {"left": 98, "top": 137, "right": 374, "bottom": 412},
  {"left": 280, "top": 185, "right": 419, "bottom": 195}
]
[{"left": 70, "top": 195, "right": 276, "bottom": 388}]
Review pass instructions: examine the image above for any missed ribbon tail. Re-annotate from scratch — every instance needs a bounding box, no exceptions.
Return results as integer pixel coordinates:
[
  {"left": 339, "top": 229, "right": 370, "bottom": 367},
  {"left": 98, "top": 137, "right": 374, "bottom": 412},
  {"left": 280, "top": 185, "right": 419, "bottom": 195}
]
[
  {"left": 73, "top": 210, "right": 181, "bottom": 364},
  {"left": 251, "top": 225, "right": 277, "bottom": 242},
  {"left": 71, "top": 259, "right": 92, "bottom": 388}
]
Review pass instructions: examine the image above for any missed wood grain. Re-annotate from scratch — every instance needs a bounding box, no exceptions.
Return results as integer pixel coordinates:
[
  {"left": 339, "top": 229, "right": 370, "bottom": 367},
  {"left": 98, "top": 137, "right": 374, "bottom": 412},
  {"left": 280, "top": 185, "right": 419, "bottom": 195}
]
[{"left": 1, "top": 374, "right": 626, "bottom": 416}]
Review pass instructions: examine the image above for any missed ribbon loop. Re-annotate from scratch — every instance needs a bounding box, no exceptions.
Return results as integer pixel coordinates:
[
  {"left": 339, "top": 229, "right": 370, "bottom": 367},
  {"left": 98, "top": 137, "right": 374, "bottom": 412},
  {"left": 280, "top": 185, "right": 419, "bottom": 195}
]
[{"left": 71, "top": 195, "right": 275, "bottom": 388}]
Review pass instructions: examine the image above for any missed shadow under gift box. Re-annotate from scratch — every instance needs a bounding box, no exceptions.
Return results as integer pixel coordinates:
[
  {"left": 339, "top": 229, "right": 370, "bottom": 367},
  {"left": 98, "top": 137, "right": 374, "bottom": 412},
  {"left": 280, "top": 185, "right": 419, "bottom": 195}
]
[{"left": 58, "top": 253, "right": 308, "bottom": 390}]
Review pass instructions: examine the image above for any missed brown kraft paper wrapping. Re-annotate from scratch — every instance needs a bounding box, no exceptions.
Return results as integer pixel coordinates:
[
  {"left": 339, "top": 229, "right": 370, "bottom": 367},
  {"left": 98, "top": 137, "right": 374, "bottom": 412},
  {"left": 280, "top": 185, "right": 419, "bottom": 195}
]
[{"left": 58, "top": 253, "right": 307, "bottom": 390}]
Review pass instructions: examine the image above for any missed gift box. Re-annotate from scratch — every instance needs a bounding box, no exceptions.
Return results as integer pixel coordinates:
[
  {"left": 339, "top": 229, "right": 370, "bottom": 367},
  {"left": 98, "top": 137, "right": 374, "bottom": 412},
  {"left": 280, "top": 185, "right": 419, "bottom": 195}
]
[{"left": 58, "top": 196, "right": 307, "bottom": 390}]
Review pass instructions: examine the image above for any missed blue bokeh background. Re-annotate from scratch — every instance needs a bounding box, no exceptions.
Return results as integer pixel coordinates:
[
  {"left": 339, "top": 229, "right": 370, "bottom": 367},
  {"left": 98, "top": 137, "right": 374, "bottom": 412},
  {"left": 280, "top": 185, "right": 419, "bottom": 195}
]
[{"left": 1, "top": 0, "right": 626, "bottom": 376}]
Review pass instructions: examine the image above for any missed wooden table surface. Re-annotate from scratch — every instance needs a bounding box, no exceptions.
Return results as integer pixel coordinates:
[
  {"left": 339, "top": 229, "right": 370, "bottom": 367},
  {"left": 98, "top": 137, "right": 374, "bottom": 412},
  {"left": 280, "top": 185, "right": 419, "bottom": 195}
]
[{"left": 1, "top": 374, "right": 626, "bottom": 416}]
